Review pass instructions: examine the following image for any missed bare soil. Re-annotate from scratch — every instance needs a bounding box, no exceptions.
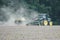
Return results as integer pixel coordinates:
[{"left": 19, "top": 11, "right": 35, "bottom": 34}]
[{"left": 0, "top": 26, "right": 60, "bottom": 40}]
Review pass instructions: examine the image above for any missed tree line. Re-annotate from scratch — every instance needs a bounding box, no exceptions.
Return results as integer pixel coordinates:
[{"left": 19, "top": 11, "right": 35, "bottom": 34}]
[{"left": 0, "top": 0, "right": 60, "bottom": 25}]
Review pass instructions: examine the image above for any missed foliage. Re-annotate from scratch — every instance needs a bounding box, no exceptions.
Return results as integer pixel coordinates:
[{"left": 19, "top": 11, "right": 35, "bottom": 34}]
[
  {"left": 25, "top": 0, "right": 60, "bottom": 25},
  {"left": 0, "top": 0, "right": 60, "bottom": 24}
]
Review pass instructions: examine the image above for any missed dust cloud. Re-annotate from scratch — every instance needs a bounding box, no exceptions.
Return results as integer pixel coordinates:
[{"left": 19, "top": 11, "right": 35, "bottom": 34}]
[{"left": 0, "top": 0, "right": 39, "bottom": 26}]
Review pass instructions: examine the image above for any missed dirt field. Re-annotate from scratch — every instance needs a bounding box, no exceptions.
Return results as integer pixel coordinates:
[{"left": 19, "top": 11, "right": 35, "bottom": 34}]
[{"left": 0, "top": 26, "right": 60, "bottom": 40}]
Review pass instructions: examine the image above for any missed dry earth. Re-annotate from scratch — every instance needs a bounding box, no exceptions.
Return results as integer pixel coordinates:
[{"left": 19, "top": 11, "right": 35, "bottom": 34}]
[{"left": 0, "top": 25, "right": 60, "bottom": 40}]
